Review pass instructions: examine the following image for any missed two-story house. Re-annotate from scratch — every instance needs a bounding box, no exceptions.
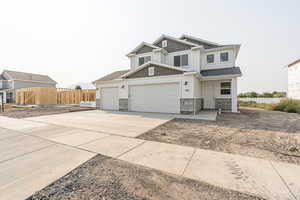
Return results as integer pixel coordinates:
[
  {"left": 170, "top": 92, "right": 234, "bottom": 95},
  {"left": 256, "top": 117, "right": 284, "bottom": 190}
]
[
  {"left": 93, "top": 34, "right": 242, "bottom": 114},
  {"left": 0, "top": 70, "right": 57, "bottom": 104},
  {"left": 287, "top": 59, "right": 300, "bottom": 100}
]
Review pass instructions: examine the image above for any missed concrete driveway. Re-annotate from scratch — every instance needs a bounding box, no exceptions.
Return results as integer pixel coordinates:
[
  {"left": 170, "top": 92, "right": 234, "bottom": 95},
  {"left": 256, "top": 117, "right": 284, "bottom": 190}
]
[
  {"left": 26, "top": 110, "right": 174, "bottom": 137},
  {"left": 0, "top": 112, "right": 173, "bottom": 200},
  {"left": 0, "top": 112, "right": 299, "bottom": 200}
]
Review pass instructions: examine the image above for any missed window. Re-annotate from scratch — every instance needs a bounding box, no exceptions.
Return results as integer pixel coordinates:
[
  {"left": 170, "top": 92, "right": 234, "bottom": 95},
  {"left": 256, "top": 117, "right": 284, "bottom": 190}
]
[
  {"left": 220, "top": 82, "right": 231, "bottom": 95},
  {"left": 162, "top": 40, "right": 168, "bottom": 48},
  {"left": 207, "top": 54, "right": 214, "bottom": 63},
  {"left": 174, "top": 54, "right": 188, "bottom": 67},
  {"left": 148, "top": 67, "right": 155, "bottom": 76},
  {"left": 138, "top": 56, "right": 151, "bottom": 66},
  {"left": 220, "top": 52, "right": 229, "bottom": 62}
]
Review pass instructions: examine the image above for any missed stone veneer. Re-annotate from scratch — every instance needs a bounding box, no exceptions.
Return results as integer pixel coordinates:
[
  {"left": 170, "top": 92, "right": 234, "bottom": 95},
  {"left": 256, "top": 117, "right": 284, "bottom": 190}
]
[
  {"left": 180, "top": 98, "right": 204, "bottom": 114},
  {"left": 119, "top": 98, "right": 128, "bottom": 111},
  {"left": 215, "top": 98, "right": 232, "bottom": 110},
  {"left": 96, "top": 98, "right": 101, "bottom": 109}
]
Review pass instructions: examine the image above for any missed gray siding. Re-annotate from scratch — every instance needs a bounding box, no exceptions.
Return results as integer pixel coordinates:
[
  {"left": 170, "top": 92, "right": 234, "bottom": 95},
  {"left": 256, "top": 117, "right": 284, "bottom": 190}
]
[
  {"left": 156, "top": 39, "right": 193, "bottom": 53},
  {"left": 13, "top": 80, "right": 56, "bottom": 90},
  {"left": 11, "top": 80, "right": 56, "bottom": 103},
  {"left": 126, "top": 65, "right": 183, "bottom": 79},
  {"left": 184, "top": 38, "right": 219, "bottom": 49},
  {"left": 135, "top": 45, "right": 154, "bottom": 54}
]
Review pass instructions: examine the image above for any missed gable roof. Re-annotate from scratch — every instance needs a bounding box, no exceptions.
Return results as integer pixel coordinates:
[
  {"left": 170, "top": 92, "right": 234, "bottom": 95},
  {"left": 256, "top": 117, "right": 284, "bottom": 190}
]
[
  {"left": 152, "top": 34, "right": 198, "bottom": 47},
  {"left": 121, "top": 61, "right": 190, "bottom": 79},
  {"left": 180, "top": 34, "right": 221, "bottom": 48},
  {"left": 93, "top": 69, "right": 130, "bottom": 83},
  {"left": 0, "top": 74, "right": 7, "bottom": 80},
  {"left": 127, "top": 42, "right": 160, "bottom": 56},
  {"left": 2, "top": 70, "right": 57, "bottom": 84},
  {"left": 288, "top": 59, "right": 300, "bottom": 67},
  {"left": 201, "top": 67, "right": 242, "bottom": 77}
]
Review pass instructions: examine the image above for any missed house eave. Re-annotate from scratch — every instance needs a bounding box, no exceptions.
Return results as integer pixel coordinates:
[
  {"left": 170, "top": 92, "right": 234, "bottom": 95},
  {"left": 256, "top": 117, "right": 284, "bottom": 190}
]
[
  {"left": 126, "top": 42, "right": 160, "bottom": 57},
  {"left": 180, "top": 34, "right": 221, "bottom": 46},
  {"left": 152, "top": 34, "right": 199, "bottom": 47},
  {"left": 121, "top": 61, "right": 190, "bottom": 78},
  {"left": 201, "top": 74, "right": 242, "bottom": 81}
]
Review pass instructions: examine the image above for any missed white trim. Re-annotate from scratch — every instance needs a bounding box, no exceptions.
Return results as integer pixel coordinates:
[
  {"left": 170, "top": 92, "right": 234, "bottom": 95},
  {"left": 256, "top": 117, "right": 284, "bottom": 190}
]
[
  {"left": 126, "top": 74, "right": 184, "bottom": 82},
  {"left": 126, "top": 42, "right": 160, "bottom": 56},
  {"left": 121, "top": 61, "right": 190, "bottom": 78},
  {"left": 201, "top": 74, "right": 241, "bottom": 81},
  {"left": 152, "top": 34, "right": 198, "bottom": 47},
  {"left": 93, "top": 79, "right": 123, "bottom": 84},
  {"left": 162, "top": 40, "right": 167, "bottom": 47},
  {"left": 180, "top": 34, "right": 220, "bottom": 46}
]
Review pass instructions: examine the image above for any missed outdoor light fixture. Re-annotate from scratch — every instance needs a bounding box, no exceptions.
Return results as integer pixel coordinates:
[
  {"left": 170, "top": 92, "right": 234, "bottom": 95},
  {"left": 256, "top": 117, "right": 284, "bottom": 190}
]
[{"left": 184, "top": 81, "right": 188, "bottom": 85}]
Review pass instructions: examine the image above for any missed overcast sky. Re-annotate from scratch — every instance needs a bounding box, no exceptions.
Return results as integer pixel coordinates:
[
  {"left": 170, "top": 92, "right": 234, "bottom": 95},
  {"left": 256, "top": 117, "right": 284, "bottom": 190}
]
[{"left": 0, "top": 0, "right": 299, "bottom": 92}]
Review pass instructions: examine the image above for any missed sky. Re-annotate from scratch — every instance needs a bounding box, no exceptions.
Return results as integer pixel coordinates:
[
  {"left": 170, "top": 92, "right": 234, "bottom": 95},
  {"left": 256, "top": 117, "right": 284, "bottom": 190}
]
[{"left": 0, "top": 0, "right": 299, "bottom": 93}]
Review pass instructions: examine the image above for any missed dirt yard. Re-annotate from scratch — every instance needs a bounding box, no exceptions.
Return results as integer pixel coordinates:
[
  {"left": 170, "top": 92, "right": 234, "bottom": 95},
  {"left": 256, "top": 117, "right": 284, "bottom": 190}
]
[
  {"left": 27, "top": 155, "right": 262, "bottom": 200},
  {"left": 139, "top": 108, "right": 300, "bottom": 165},
  {"left": 0, "top": 106, "right": 95, "bottom": 118}
]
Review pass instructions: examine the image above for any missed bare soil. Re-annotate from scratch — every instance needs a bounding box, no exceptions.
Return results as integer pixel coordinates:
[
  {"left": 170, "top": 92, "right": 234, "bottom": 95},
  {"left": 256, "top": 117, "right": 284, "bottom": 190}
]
[
  {"left": 138, "top": 108, "right": 300, "bottom": 165},
  {"left": 0, "top": 106, "right": 95, "bottom": 118},
  {"left": 27, "top": 155, "right": 263, "bottom": 200}
]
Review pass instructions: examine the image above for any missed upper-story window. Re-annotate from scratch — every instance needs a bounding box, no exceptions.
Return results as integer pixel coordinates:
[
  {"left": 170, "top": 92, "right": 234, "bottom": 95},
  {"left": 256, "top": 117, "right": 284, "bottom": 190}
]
[
  {"left": 207, "top": 54, "right": 214, "bottom": 64},
  {"left": 139, "top": 56, "right": 151, "bottom": 66},
  {"left": 174, "top": 54, "right": 188, "bottom": 67},
  {"left": 220, "top": 52, "right": 229, "bottom": 62},
  {"left": 162, "top": 40, "right": 168, "bottom": 48},
  {"left": 220, "top": 82, "right": 231, "bottom": 95}
]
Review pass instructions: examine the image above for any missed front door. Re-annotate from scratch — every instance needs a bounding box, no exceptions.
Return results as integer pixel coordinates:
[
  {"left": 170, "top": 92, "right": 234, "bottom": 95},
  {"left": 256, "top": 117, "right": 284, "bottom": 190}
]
[{"left": 203, "top": 81, "right": 215, "bottom": 109}]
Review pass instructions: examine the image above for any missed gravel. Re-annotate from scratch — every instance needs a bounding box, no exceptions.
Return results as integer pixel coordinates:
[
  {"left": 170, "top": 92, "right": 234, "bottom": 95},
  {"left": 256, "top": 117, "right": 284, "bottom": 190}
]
[
  {"left": 27, "top": 155, "right": 263, "bottom": 200},
  {"left": 138, "top": 108, "right": 300, "bottom": 165},
  {"left": 0, "top": 106, "right": 95, "bottom": 118}
]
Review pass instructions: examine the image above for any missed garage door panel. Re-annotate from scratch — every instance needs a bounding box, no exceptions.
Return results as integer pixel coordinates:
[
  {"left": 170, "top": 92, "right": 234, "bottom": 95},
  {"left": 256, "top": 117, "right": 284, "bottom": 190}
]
[
  {"left": 129, "top": 83, "right": 180, "bottom": 114},
  {"left": 101, "top": 87, "right": 119, "bottom": 110}
]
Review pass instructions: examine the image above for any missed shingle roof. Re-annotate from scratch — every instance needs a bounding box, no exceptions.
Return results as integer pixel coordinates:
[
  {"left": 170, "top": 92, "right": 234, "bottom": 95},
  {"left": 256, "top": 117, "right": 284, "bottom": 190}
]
[
  {"left": 94, "top": 69, "right": 130, "bottom": 83},
  {"left": 3, "top": 70, "right": 57, "bottom": 84},
  {"left": 0, "top": 74, "right": 6, "bottom": 80},
  {"left": 201, "top": 67, "right": 242, "bottom": 77}
]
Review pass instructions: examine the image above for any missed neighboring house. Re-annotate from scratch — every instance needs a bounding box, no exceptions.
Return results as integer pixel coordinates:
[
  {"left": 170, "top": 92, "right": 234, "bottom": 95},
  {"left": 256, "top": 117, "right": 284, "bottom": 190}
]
[
  {"left": 93, "top": 34, "right": 242, "bottom": 114},
  {"left": 287, "top": 59, "right": 300, "bottom": 100},
  {"left": 0, "top": 70, "right": 57, "bottom": 103}
]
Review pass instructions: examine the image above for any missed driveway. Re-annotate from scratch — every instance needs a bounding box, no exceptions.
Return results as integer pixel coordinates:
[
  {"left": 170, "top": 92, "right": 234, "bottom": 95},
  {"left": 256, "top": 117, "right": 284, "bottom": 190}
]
[
  {"left": 0, "top": 112, "right": 299, "bottom": 200},
  {"left": 26, "top": 110, "right": 174, "bottom": 137},
  {"left": 0, "top": 112, "right": 173, "bottom": 200}
]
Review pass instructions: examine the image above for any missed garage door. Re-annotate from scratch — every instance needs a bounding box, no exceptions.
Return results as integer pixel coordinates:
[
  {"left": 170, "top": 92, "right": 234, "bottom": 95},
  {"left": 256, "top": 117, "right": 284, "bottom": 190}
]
[
  {"left": 101, "top": 87, "right": 119, "bottom": 110},
  {"left": 129, "top": 83, "right": 180, "bottom": 114}
]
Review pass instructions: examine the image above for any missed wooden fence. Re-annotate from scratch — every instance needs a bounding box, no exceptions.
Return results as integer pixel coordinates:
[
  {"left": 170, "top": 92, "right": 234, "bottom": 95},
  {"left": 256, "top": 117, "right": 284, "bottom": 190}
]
[{"left": 16, "top": 87, "right": 96, "bottom": 105}]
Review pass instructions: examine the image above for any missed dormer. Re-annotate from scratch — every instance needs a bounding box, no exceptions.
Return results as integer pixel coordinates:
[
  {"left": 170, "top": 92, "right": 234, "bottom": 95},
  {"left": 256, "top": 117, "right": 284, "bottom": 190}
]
[
  {"left": 127, "top": 42, "right": 168, "bottom": 69},
  {"left": 127, "top": 34, "right": 240, "bottom": 72}
]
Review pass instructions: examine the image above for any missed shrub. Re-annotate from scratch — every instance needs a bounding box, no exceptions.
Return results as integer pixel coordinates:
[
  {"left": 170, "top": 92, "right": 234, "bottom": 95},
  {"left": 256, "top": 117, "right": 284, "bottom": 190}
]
[
  {"left": 274, "top": 99, "right": 300, "bottom": 113},
  {"left": 239, "top": 101, "right": 277, "bottom": 110}
]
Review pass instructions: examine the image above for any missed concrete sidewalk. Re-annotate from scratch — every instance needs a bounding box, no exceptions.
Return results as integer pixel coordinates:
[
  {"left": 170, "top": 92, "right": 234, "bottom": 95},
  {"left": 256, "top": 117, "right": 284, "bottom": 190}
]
[{"left": 0, "top": 115, "right": 299, "bottom": 200}]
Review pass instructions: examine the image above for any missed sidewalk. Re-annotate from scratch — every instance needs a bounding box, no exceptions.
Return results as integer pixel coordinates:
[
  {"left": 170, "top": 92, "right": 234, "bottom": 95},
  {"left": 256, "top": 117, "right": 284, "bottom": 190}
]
[{"left": 0, "top": 116, "right": 299, "bottom": 200}]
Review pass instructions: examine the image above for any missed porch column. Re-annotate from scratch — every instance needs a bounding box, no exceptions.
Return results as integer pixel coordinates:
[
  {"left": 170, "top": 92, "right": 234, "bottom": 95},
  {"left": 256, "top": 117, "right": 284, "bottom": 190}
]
[{"left": 231, "top": 78, "right": 238, "bottom": 112}]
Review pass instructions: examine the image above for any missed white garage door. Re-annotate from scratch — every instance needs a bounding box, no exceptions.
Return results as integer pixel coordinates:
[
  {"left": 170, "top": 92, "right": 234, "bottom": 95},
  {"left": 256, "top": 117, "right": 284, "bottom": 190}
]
[
  {"left": 101, "top": 87, "right": 119, "bottom": 110},
  {"left": 129, "top": 83, "right": 180, "bottom": 114}
]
